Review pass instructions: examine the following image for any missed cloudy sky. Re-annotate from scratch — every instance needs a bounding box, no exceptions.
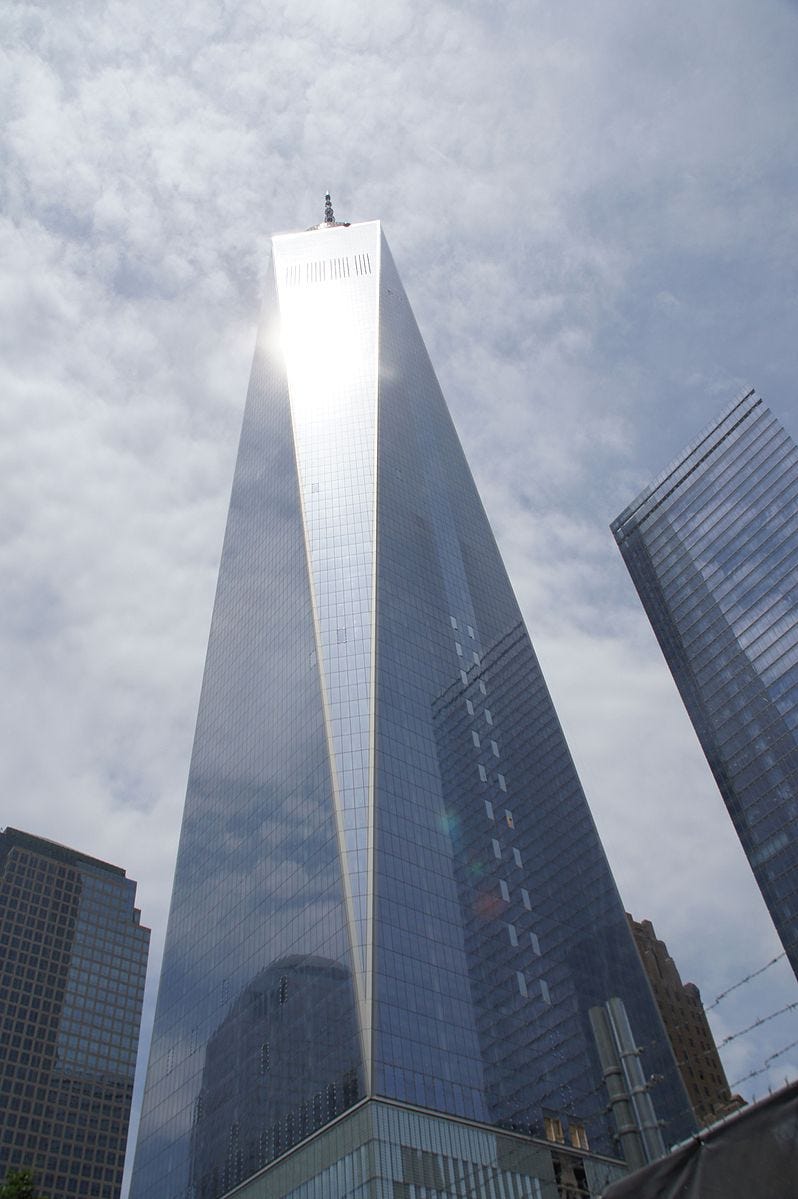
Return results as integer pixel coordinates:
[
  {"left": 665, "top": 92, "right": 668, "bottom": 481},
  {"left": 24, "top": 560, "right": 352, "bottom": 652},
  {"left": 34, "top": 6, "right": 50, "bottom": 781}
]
[{"left": 2, "top": 0, "right": 797, "bottom": 1180}]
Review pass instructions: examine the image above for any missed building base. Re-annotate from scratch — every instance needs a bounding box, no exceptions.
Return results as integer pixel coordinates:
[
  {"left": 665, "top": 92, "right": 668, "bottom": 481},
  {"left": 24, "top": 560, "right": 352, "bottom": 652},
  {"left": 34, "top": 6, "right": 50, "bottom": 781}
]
[{"left": 220, "top": 1099, "right": 629, "bottom": 1199}]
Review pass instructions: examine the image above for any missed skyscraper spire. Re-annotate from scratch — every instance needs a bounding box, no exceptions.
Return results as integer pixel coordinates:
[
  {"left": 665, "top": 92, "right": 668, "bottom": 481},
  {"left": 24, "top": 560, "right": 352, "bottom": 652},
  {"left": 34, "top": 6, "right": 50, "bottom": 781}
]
[{"left": 308, "top": 192, "right": 349, "bottom": 230}]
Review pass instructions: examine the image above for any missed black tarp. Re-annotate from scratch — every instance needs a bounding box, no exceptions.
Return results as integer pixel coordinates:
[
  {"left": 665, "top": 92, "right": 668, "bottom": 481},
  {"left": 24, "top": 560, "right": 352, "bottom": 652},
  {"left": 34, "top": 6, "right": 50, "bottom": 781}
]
[{"left": 602, "top": 1080, "right": 798, "bottom": 1198}]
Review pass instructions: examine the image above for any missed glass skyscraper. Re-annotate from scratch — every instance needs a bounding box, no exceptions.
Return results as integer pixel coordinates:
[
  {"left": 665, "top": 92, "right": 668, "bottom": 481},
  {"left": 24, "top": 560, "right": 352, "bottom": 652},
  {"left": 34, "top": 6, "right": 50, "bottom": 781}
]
[
  {"left": 0, "top": 827, "right": 149, "bottom": 1198},
  {"left": 612, "top": 389, "right": 798, "bottom": 981},
  {"left": 130, "top": 209, "right": 692, "bottom": 1199}
]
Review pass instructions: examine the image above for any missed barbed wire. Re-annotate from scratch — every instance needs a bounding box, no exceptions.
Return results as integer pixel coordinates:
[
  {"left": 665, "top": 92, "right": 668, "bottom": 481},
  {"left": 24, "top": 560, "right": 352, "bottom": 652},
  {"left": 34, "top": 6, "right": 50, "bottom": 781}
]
[
  {"left": 670, "top": 999, "right": 798, "bottom": 1073},
  {"left": 407, "top": 950, "right": 796, "bottom": 1146},
  {"left": 584, "top": 955, "right": 796, "bottom": 1071},
  {"left": 704, "top": 952, "right": 786, "bottom": 1011},
  {"left": 717, "top": 1000, "right": 798, "bottom": 1048},
  {"left": 730, "top": 1038, "right": 798, "bottom": 1088},
  {"left": 530, "top": 995, "right": 798, "bottom": 1135}
]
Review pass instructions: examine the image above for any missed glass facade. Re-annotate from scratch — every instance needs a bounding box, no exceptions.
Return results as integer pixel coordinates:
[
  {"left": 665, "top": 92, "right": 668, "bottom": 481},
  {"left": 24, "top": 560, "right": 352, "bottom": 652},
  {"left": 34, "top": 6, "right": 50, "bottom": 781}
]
[
  {"left": 130, "top": 219, "right": 692, "bottom": 1199},
  {"left": 216, "top": 1098, "right": 629, "bottom": 1199},
  {"left": 612, "top": 389, "right": 798, "bottom": 980},
  {"left": 0, "top": 827, "right": 150, "bottom": 1198}
]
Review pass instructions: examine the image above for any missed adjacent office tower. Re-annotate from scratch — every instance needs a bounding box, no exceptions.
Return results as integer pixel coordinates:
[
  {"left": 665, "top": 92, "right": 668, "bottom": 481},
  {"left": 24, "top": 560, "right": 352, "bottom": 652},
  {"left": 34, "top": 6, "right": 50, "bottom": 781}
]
[
  {"left": 612, "top": 390, "right": 798, "bottom": 979},
  {"left": 628, "top": 916, "right": 744, "bottom": 1127},
  {"left": 0, "top": 827, "right": 150, "bottom": 1199},
  {"left": 130, "top": 204, "right": 692, "bottom": 1199}
]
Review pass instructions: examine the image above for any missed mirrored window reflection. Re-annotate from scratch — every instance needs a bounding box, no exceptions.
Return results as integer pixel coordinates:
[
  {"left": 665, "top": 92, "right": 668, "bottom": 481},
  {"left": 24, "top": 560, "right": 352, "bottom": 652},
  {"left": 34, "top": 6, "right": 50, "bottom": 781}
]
[
  {"left": 130, "top": 251, "right": 366, "bottom": 1199},
  {"left": 0, "top": 833, "right": 149, "bottom": 1198},
  {"left": 612, "top": 392, "right": 798, "bottom": 978},
  {"left": 135, "top": 223, "right": 696, "bottom": 1198},
  {"left": 375, "top": 230, "right": 693, "bottom": 1151}
]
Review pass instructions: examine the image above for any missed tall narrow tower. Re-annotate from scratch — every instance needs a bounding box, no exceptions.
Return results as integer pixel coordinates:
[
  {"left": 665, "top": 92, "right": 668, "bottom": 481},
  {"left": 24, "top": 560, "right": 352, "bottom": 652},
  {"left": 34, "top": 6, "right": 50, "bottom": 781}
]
[
  {"left": 612, "top": 389, "right": 798, "bottom": 980},
  {"left": 130, "top": 207, "right": 692, "bottom": 1199}
]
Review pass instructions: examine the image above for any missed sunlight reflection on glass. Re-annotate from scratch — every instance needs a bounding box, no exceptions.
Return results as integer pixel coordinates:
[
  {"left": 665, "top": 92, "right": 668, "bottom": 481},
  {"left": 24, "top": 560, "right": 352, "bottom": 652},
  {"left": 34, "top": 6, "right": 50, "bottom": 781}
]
[{"left": 279, "top": 287, "right": 364, "bottom": 413}]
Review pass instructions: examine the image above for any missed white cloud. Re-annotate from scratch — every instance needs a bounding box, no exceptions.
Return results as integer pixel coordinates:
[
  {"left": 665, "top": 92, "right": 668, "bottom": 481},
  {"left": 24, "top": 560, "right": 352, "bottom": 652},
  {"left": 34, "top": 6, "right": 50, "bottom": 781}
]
[{"left": 1, "top": 0, "right": 797, "bottom": 1187}]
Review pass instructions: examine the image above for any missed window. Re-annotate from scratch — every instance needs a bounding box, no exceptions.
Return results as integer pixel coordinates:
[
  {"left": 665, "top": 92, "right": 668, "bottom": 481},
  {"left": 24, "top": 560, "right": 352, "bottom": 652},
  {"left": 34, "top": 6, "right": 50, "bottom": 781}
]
[
  {"left": 521, "top": 888, "right": 531, "bottom": 910},
  {"left": 472, "top": 731, "right": 481, "bottom": 748},
  {"left": 478, "top": 764, "right": 487, "bottom": 782},
  {"left": 450, "top": 616, "right": 458, "bottom": 629},
  {"left": 498, "top": 773, "right": 507, "bottom": 792},
  {"left": 484, "top": 801, "right": 494, "bottom": 821},
  {"left": 507, "top": 923, "right": 518, "bottom": 946},
  {"left": 544, "top": 1116, "right": 564, "bottom": 1144},
  {"left": 479, "top": 681, "right": 487, "bottom": 696},
  {"left": 505, "top": 810, "right": 514, "bottom": 828},
  {"left": 540, "top": 979, "right": 551, "bottom": 1005},
  {"left": 460, "top": 670, "right": 468, "bottom": 686},
  {"left": 513, "top": 848, "right": 523, "bottom": 868},
  {"left": 484, "top": 708, "right": 493, "bottom": 725},
  {"left": 455, "top": 642, "right": 463, "bottom": 657},
  {"left": 516, "top": 972, "right": 528, "bottom": 997},
  {"left": 570, "top": 1123, "right": 589, "bottom": 1151},
  {"left": 467, "top": 625, "right": 475, "bottom": 639},
  {"left": 499, "top": 880, "right": 509, "bottom": 902},
  {"left": 473, "top": 652, "right": 481, "bottom": 665},
  {"left": 466, "top": 699, "right": 474, "bottom": 716},
  {"left": 491, "top": 740, "right": 499, "bottom": 757},
  {"left": 491, "top": 839, "right": 501, "bottom": 860},
  {"left": 530, "top": 931, "right": 541, "bottom": 956}
]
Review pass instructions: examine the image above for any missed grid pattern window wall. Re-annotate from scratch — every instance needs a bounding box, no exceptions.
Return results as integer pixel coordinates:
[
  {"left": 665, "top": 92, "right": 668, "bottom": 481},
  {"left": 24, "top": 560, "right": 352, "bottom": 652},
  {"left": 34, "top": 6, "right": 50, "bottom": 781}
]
[
  {"left": 129, "top": 235, "right": 368, "bottom": 1199},
  {"left": 131, "top": 221, "right": 694, "bottom": 1199},
  {"left": 0, "top": 830, "right": 149, "bottom": 1199},
  {"left": 372, "top": 234, "right": 691, "bottom": 1152},
  {"left": 613, "top": 391, "right": 798, "bottom": 979},
  {"left": 208, "top": 1100, "right": 630, "bottom": 1199}
]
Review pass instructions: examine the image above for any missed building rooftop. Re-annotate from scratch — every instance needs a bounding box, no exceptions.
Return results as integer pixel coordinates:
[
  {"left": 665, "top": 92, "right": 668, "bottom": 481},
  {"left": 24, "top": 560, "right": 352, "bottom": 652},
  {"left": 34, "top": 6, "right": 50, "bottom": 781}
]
[{"left": 0, "top": 825, "right": 128, "bottom": 878}]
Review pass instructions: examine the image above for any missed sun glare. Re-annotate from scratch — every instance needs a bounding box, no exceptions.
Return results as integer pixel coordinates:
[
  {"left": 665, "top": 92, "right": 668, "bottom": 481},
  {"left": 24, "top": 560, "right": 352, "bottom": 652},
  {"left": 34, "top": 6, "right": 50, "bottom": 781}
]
[{"left": 279, "top": 286, "right": 364, "bottom": 409}]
